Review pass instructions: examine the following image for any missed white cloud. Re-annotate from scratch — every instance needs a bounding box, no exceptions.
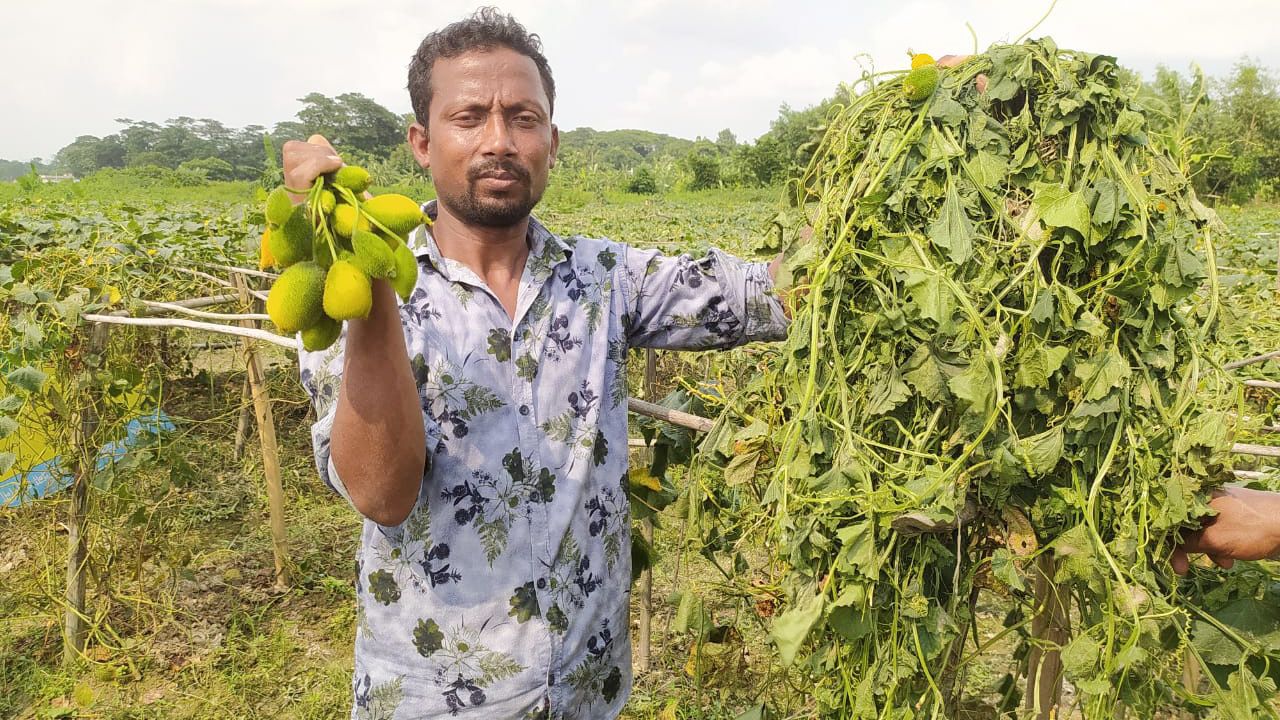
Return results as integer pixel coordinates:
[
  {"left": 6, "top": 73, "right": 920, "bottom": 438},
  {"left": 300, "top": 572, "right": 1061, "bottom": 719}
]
[{"left": 3, "top": 0, "right": 1280, "bottom": 160}]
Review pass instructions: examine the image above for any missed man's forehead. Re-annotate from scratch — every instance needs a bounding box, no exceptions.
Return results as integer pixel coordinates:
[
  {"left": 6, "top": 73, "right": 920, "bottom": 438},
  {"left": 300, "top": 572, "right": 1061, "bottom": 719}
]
[{"left": 433, "top": 48, "right": 547, "bottom": 104}]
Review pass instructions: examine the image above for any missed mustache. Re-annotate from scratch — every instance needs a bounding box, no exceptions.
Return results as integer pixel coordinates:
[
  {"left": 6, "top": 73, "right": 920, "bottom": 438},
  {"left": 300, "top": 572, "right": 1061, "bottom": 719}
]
[{"left": 468, "top": 159, "right": 530, "bottom": 184}]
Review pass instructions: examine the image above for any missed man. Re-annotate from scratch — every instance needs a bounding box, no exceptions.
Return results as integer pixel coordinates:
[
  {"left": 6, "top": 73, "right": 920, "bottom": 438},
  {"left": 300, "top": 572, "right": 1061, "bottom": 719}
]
[
  {"left": 288, "top": 8, "right": 787, "bottom": 719},
  {"left": 286, "top": 8, "right": 1280, "bottom": 719}
]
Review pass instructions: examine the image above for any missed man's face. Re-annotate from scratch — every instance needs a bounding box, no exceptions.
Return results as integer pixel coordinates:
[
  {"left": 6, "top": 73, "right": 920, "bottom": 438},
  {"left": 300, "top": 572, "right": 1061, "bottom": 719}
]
[{"left": 409, "top": 46, "right": 558, "bottom": 229}]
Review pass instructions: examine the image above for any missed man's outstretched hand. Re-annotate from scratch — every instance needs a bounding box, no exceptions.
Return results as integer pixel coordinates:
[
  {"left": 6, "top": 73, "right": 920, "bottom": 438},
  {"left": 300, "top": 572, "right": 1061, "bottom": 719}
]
[
  {"left": 282, "top": 134, "right": 344, "bottom": 202},
  {"left": 1173, "top": 486, "right": 1280, "bottom": 573}
]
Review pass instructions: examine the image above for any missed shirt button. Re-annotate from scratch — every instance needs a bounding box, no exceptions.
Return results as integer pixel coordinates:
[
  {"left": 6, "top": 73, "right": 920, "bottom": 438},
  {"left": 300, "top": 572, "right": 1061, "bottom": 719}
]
[{"left": 519, "top": 405, "right": 530, "bottom": 416}]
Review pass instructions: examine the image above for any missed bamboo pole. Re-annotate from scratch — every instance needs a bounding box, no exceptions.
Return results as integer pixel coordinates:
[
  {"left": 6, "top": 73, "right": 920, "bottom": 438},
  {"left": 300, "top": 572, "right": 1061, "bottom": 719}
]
[
  {"left": 1024, "top": 554, "right": 1068, "bottom": 720},
  {"left": 138, "top": 300, "right": 270, "bottom": 322},
  {"left": 233, "top": 275, "right": 290, "bottom": 590},
  {"left": 627, "top": 397, "right": 714, "bottom": 433},
  {"left": 1223, "top": 349, "right": 1280, "bottom": 370},
  {"left": 82, "top": 314, "right": 295, "bottom": 348},
  {"left": 64, "top": 320, "right": 110, "bottom": 663},
  {"left": 636, "top": 348, "right": 657, "bottom": 673}
]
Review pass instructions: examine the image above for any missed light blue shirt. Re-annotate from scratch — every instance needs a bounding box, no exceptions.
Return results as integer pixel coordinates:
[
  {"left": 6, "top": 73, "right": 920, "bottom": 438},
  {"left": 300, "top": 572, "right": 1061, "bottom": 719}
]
[{"left": 299, "top": 200, "right": 788, "bottom": 720}]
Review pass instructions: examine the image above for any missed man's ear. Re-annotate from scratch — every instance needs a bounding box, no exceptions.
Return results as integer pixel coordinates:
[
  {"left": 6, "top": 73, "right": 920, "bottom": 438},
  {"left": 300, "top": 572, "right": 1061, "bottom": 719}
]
[
  {"left": 408, "top": 123, "right": 431, "bottom": 170},
  {"left": 549, "top": 123, "right": 559, "bottom": 169}
]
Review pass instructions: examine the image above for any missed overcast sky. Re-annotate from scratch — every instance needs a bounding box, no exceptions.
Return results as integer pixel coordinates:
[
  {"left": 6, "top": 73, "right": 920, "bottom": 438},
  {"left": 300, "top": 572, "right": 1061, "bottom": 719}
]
[{"left": 5, "top": 0, "right": 1279, "bottom": 162}]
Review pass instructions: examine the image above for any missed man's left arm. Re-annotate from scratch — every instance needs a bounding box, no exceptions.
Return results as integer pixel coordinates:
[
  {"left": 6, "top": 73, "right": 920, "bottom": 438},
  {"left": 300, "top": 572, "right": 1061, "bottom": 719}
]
[{"left": 619, "top": 243, "right": 790, "bottom": 351}]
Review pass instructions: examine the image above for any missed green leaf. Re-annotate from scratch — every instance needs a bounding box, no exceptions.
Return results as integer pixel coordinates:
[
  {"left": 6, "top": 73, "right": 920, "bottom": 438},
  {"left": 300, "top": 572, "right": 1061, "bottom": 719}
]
[
  {"left": 6, "top": 367, "right": 48, "bottom": 393},
  {"left": 0, "top": 416, "right": 17, "bottom": 439},
  {"left": 949, "top": 359, "right": 995, "bottom": 417},
  {"left": 1193, "top": 597, "right": 1280, "bottom": 666},
  {"left": 1031, "top": 182, "right": 1091, "bottom": 236},
  {"left": 1014, "top": 426, "right": 1064, "bottom": 475},
  {"left": 904, "top": 271, "right": 956, "bottom": 326},
  {"left": 1074, "top": 346, "right": 1129, "bottom": 402},
  {"left": 928, "top": 183, "right": 974, "bottom": 265},
  {"left": 771, "top": 592, "right": 824, "bottom": 666},
  {"left": 903, "top": 344, "right": 950, "bottom": 401},
  {"left": 1060, "top": 633, "right": 1101, "bottom": 677},
  {"left": 989, "top": 548, "right": 1026, "bottom": 592},
  {"left": 864, "top": 363, "right": 910, "bottom": 415},
  {"left": 0, "top": 451, "right": 15, "bottom": 475}
]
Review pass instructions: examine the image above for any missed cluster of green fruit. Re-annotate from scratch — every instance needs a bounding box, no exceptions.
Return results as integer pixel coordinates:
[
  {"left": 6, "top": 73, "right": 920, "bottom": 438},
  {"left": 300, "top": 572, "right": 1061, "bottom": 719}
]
[{"left": 260, "top": 166, "right": 423, "bottom": 351}]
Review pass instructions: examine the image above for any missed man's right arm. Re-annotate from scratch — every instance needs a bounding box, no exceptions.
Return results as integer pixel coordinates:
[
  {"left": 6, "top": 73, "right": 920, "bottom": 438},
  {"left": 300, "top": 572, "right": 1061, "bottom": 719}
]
[{"left": 286, "top": 136, "right": 426, "bottom": 527}]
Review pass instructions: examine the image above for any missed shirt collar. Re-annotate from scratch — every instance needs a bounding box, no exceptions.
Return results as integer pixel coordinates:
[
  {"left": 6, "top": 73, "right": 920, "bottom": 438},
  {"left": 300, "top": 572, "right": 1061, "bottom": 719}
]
[{"left": 409, "top": 199, "right": 574, "bottom": 283}]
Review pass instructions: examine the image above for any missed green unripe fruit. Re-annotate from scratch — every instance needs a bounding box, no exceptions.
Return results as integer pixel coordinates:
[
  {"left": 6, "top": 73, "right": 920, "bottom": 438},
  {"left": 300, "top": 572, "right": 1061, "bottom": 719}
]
[
  {"left": 323, "top": 260, "right": 373, "bottom": 320},
  {"left": 269, "top": 203, "right": 313, "bottom": 267},
  {"left": 351, "top": 230, "right": 395, "bottom": 278},
  {"left": 332, "top": 203, "right": 371, "bottom": 238},
  {"left": 313, "top": 234, "right": 335, "bottom": 268},
  {"left": 265, "top": 187, "right": 294, "bottom": 227},
  {"left": 331, "top": 166, "right": 372, "bottom": 194},
  {"left": 903, "top": 65, "right": 939, "bottom": 102},
  {"left": 362, "top": 194, "right": 424, "bottom": 236},
  {"left": 317, "top": 189, "right": 336, "bottom": 215},
  {"left": 300, "top": 314, "right": 342, "bottom": 352},
  {"left": 266, "top": 261, "right": 326, "bottom": 334},
  {"left": 390, "top": 242, "right": 419, "bottom": 301}
]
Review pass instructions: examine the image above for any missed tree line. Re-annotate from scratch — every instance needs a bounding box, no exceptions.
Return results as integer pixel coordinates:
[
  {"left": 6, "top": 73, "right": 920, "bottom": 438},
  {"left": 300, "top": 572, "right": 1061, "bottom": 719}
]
[{"left": 4, "top": 57, "right": 1279, "bottom": 202}]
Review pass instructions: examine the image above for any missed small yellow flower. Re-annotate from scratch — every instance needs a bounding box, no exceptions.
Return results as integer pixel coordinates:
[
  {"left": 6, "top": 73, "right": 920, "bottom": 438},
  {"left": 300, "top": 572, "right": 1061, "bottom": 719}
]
[{"left": 147, "top": 248, "right": 157, "bottom": 255}]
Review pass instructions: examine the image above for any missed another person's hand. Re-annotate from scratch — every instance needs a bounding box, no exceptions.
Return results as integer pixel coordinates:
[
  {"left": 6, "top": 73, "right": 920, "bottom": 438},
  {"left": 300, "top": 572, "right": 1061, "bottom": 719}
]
[
  {"left": 935, "top": 55, "right": 988, "bottom": 94},
  {"left": 282, "top": 134, "right": 344, "bottom": 202},
  {"left": 1172, "top": 486, "right": 1280, "bottom": 573}
]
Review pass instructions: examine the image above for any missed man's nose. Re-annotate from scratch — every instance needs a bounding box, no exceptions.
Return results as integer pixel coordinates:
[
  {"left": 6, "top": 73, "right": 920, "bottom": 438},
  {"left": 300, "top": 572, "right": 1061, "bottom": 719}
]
[{"left": 480, "top": 114, "right": 517, "bottom": 156}]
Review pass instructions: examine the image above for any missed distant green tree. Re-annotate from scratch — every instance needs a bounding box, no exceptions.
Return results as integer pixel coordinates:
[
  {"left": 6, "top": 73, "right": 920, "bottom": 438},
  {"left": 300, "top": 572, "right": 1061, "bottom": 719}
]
[
  {"left": 127, "top": 151, "right": 171, "bottom": 169},
  {"left": 625, "top": 166, "right": 658, "bottom": 194},
  {"left": 682, "top": 144, "right": 721, "bottom": 190},
  {"left": 179, "top": 156, "right": 235, "bottom": 181},
  {"left": 54, "top": 135, "right": 125, "bottom": 176},
  {"left": 715, "top": 128, "right": 738, "bottom": 153},
  {"left": 283, "top": 92, "right": 405, "bottom": 158}
]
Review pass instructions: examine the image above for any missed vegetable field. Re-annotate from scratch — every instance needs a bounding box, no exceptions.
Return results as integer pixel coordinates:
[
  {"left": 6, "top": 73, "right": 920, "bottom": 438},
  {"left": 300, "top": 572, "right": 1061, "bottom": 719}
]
[{"left": 5, "top": 49, "right": 1280, "bottom": 720}]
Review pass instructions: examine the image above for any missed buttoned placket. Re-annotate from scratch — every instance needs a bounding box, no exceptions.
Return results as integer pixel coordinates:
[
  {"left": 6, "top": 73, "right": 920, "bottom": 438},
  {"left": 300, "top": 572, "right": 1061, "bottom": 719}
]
[{"left": 422, "top": 220, "right": 569, "bottom": 716}]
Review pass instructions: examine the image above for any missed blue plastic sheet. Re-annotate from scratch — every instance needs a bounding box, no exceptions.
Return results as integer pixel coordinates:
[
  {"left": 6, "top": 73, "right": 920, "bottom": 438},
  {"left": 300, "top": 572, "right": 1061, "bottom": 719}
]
[{"left": 0, "top": 408, "right": 175, "bottom": 508}]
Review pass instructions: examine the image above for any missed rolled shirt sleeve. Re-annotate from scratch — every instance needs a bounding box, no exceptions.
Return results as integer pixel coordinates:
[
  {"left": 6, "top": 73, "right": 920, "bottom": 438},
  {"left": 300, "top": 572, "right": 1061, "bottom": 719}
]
[{"left": 619, "top": 246, "right": 790, "bottom": 350}]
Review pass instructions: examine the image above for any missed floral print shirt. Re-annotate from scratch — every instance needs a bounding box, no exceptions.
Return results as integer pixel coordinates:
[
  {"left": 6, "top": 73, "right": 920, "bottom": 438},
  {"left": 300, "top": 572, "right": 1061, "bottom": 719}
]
[{"left": 299, "top": 200, "right": 788, "bottom": 720}]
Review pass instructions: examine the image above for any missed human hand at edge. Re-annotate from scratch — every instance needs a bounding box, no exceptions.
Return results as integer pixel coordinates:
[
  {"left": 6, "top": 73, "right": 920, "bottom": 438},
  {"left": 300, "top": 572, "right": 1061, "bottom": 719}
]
[
  {"left": 1173, "top": 486, "right": 1280, "bottom": 574},
  {"left": 282, "top": 134, "right": 344, "bottom": 203},
  {"left": 935, "top": 55, "right": 988, "bottom": 94}
]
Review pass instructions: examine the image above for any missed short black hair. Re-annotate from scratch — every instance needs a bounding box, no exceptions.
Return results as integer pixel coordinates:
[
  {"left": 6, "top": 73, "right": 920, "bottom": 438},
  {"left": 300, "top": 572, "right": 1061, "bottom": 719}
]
[{"left": 407, "top": 7, "right": 556, "bottom": 127}]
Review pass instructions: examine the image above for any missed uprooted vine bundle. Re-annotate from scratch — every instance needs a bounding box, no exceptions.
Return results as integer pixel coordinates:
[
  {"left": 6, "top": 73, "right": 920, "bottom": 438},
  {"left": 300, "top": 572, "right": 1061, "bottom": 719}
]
[{"left": 696, "top": 38, "right": 1280, "bottom": 717}]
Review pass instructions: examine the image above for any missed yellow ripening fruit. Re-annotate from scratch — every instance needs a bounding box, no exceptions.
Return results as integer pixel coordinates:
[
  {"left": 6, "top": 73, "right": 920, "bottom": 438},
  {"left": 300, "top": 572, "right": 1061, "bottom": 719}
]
[
  {"left": 323, "top": 260, "right": 373, "bottom": 320},
  {"left": 390, "top": 242, "right": 418, "bottom": 301},
  {"left": 317, "top": 189, "right": 336, "bottom": 215},
  {"left": 331, "top": 166, "right": 372, "bottom": 194},
  {"left": 266, "top": 261, "right": 326, "bottom": 334},
  {"left": 351, "top": 230, "right": 395, "bottom": 278},
  {"left": 300, "top": 314, "right": 342, "bottom": 352},
  {"left": 332, "top": 203, "right": 371, "bottom": 238},
  {"left": 265, "top": 187, "right": 294, "bottom": 227},
  {"left": 903, "top": 65, "right": 939, "bottom": 102},
  {"left": 362, "top": 194, "right": 425, "bottom": 236},
  {"left": 269, "top": 203, "right": 314, "bottom": 267},
  {"left": 258, "top": 228, "right": 276, "bottom": 270},
  {"left": 911, "top": 53, "right": 936, "bottom": 69}
]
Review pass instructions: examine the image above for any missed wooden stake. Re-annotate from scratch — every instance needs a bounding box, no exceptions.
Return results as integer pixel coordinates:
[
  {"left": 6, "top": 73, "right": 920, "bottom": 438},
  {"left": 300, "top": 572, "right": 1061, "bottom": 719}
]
[
  {"left": 636, "top": 348, "right": 657, "bottom": 673},
  {"left": 233, "top": 275, "right": 290, "bottom": 590},
  {"left": 64, "top": 320, "right": 110, "bottom": 664},
  {"left": 233, "top": 374, "right": 252, "bottom": 462},
  {"left": 1024, "top": 554, "right": 1067, "bottom": 720}
]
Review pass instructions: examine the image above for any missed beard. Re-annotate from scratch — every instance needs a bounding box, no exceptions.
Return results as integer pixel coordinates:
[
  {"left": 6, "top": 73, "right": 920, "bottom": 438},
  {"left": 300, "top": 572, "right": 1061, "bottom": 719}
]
[{"left": 438, "top": 158, "right": 544, "bottom": 229}]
